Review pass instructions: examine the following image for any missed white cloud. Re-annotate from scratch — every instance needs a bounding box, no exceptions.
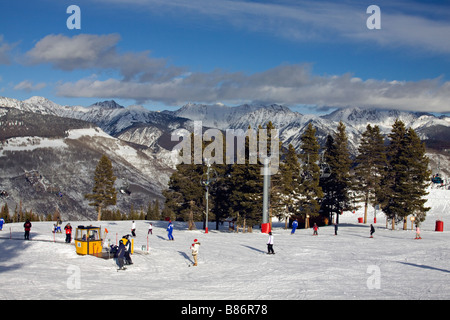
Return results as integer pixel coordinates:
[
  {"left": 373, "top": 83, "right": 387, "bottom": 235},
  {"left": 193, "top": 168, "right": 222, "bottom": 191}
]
[
  {"left": 25, "top": 34, "right": 185, "bottom": 82},
  {"left": 14, "top": 80, "right": 47, "bottom": 92},
  {"left": 56, "top": 65, "right": 450, "bottom": 113}
]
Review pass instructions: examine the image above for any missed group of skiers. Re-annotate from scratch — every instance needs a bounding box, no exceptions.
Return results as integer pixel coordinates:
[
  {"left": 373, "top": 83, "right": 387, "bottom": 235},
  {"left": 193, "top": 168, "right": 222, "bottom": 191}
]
[
  {"left": 110, "top": 221, "right": 200, "bottom": 270},
  {"left": 5, "top": 218, "right": 425, "bottom": 270},
  {"left": 111, "top": 234, "right": 134, "bottom": 270}
]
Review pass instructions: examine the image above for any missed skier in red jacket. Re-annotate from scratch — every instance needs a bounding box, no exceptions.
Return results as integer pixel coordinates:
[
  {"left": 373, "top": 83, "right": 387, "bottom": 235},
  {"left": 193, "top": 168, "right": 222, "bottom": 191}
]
[
  {"left": 24, "top": 219, "right": 32, "bottom": 240},
  {"left": 64, "top": 223, "right": 73, "bottom": 243}
]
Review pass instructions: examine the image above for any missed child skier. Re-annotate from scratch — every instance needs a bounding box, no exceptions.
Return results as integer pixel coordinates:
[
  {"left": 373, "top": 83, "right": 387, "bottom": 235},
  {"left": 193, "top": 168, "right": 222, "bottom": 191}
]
[
  {"left": 291, "top": 219, "right": 298, "bottom": 234},
  {"left": 313, "top": 223, "right": 319, "bottom": 236},
  {"left": 415, "top": 225, "right": 422, "bottom": 239},
  {"left": 370, "top": 224, "right": 375, "bottom": 238},
  {"left": 167, "top": 221, "right": 174, "bottom": 241},
  {"left": 190, "top": 239, "right": 201, "bottom": 266},
  {"left": 148, "top": 223, "right": 153, "bottom": 235},
  {"left": 267, "top": 232, "right": 275, "bottom": 254}
]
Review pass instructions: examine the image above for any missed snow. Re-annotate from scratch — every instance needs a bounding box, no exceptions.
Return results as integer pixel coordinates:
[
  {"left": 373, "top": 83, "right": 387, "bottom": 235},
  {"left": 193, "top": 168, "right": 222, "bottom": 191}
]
[{"left": 1, "top": 188, "right": 449, "bottom": 300}]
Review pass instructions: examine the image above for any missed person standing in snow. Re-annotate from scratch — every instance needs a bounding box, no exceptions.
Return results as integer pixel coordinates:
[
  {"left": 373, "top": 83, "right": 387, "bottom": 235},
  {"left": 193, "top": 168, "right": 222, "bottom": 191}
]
[
  {"left": 64, "top": 223, "right": 73, "bottom": 243},
  {"left": 291, "top": 219, "right": 298, "bottom": 234},
  {"left": 190, "top": 239, "right": 201, "bottom": 266},
  {"left": 370, "top": 224, "right": 375, "bottom": 238},
  {"left": 313, "top": 223, "right": 319, "bottom": 236},
  {"left": 121, "top": 235, "right": 133, "bottom": 265},
  {"left": 114, "top": 240, "right": 126, "bottom": 270},
  {"left": 24, "top": 219, "right": 32, "bottom": 240},
  {"left": 167, "top": 221, "right": 174, "bottom": 241},
  {"left": 267, "top": 232, "right": 275, "bottom": 254},
  {"left": 131, "top": 221, "right": 136, "bottom": 237},
  {"left": 0, "top": 217, "right": 4, "bottom": 231},
  {"left": 415, "top": 225, "right": 422, "bottom": 239},
  {"left": 148, "top": 223, "right": 153, "bottom": 235}
]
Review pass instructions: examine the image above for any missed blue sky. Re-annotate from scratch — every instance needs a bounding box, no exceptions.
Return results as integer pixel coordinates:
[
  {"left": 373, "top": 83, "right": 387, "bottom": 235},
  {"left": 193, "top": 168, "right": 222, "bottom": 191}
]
[{"left": 0, "top": 0, "right": 449, "bottom": 114}]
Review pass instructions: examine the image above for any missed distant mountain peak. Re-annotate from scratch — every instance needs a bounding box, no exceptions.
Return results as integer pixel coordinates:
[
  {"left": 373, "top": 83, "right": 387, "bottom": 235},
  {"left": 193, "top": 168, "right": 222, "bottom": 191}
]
[{"left": 89, "top": 100, "right": 124, "bottom": 109}]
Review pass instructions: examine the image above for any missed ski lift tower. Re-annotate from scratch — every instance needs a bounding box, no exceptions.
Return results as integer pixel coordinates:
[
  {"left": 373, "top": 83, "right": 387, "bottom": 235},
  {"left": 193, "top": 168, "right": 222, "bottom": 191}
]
[
  {"left": 261, "top": 157, "right": 271, "bottom": 234},
  {"left": 201, "top": 158, "right": 217, "bottom": 233}
]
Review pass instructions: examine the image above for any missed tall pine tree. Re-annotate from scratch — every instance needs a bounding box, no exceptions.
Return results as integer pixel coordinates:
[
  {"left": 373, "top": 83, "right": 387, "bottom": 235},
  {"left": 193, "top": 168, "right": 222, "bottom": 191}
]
[
  {"left": 381, "top": 120, "right": 431, "bottom": 229},
  {"left": 85, "top": 154, "right": 117, "bottom": 221},
  {"left": 320, "top": 121, "right": 352, "bottom": 224},
  {"left": 298, "top": 123, "right": 323, "bottom": 224},
  {"left": 354, "top": 124, "right": 387, "bottom": 223}
]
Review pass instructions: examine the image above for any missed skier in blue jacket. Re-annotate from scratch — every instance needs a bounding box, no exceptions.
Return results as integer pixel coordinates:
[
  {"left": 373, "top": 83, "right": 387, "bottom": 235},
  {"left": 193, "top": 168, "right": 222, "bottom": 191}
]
[
  {"left": 167, "top": 221, "right": 174, "bottom": 241},
  {"left": 291, "top": 219, "right": 298, "bottom": 234}
]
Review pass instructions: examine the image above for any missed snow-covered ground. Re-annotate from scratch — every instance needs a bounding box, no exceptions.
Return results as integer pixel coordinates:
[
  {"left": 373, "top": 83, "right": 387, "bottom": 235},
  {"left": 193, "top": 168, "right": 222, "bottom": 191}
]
[{"left": 1, "top": 188, "right": 449, "bottom": 300}]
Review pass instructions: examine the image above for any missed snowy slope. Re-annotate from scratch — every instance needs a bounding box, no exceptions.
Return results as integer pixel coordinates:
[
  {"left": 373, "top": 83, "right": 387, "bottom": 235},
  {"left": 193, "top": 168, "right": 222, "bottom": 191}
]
[{"left": 1, "top": 188, "right": 449, "bottom": 300}]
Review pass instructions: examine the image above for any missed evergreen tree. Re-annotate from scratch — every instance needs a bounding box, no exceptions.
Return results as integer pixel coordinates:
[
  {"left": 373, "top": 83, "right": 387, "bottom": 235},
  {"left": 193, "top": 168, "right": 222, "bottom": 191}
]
[
  {"left": 298, "top": 123, "right": 323, "bottom": 225},
  {"left": 164, "top": 133, "right": 205, "bottom": 229},
  {"left": 1, "top": 203, "right": 10, "bottom": 223},
  {"left": 381, "top": 120, "right": 431, "bottom": 228},
  {"left": 277, "top": 144, "right": 302, "bottom": 228},
  {"left": 320, "top": 122, "right": 352, "bottom": 224},
  {"left": 354, "top": 124, "right": 387, "bottom": 223},
  {"left": 85, "top": 154, "right": 117, "bottom": 221}
]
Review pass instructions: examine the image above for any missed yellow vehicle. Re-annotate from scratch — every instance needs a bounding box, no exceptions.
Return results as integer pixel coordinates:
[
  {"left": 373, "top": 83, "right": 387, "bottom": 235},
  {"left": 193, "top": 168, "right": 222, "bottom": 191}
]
[{"left": 75, "top": 226, "right": 103, "bottom": 256}]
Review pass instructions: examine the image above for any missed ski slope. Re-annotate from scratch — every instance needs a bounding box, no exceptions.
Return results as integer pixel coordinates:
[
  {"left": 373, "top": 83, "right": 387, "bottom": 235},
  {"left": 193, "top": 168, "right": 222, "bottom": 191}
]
[{"left": 0, "top": 188, "right": 449, "bottom": 300}]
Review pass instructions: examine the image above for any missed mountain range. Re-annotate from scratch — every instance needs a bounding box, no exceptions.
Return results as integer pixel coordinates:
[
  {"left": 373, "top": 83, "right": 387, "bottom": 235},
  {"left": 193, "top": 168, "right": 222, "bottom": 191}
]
[{"left": 1, "top": 95, "right": 449, "bottom": 220}]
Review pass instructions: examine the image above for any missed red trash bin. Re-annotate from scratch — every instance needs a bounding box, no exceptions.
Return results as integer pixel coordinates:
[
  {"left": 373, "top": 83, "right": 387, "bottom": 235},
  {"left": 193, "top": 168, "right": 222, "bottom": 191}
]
[
  {"left": 261, "top": 223, "right": 271, "bottom": 234},
  {"left": 435, "top": 220, "right": 444, "bottom": 232},
  {"left": 358, "top": 217, "right": 363, "bottom": 223}
]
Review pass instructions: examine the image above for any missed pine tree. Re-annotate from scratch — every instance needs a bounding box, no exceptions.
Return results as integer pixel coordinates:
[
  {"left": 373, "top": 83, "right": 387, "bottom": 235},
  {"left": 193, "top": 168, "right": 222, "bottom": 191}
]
[
  {"left": 320, "top": 122, "right": 352, "bottom": 224},
  {"left": 85, "top": 154, "right": 117, "bottom": 221},
  {"left": 1, "top": 203, "right": 10, "bottom": 223},
  {"left": 298, "top": 123, "right": 323, "bottom": 224},
  {"left": 164, "top": 133, "right": 205, "bottom": 229},
  {"left": 228, "top": 126, "right": 263, "bottom": 232},
  {"left": 354, "top": 124, "right": 387, "bottom": 223},
  {"left": 381, "top": 120, "right": 431, "bottom": 229},
  {"left": 277, "top": 144, "right": 302, "bottom": 228}
]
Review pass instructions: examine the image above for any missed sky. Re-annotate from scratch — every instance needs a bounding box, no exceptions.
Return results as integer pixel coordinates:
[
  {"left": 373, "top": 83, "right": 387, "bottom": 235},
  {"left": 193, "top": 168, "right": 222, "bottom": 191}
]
[{"left": 0, "top": 0, "right": 449, "bottom": 115}]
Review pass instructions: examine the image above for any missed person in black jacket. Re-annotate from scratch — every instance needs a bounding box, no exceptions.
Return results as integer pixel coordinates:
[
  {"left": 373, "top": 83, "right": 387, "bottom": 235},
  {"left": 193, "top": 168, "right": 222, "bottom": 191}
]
[
  {"left": 114, "top": 240, "right": 126, "bottom": 270},
  {"left": 24, "top": 220, "right": 32, "bottom": 240}
]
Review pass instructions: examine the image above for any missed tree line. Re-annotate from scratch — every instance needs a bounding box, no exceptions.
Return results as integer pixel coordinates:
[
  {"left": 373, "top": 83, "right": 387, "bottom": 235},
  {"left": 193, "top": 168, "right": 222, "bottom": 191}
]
[{"left": 163, "top": 119, "right": 430, "bottom": 231}]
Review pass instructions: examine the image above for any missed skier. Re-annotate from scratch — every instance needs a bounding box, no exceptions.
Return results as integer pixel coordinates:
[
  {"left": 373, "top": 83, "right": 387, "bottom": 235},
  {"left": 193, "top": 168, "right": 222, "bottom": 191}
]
[
  {"left": 415, "top": 225, "right": 422, "bottom": 239},
  {"left": 121, "top": 235, "right": 133, "bottom": 265},
  {"left": 148, "top": 223, "right": 153, "bottom": 235},
  {"left": 0, "top": 217, "right": 4, "bottom": 231},
  {"left": 313, "top": 223, "right": 319, "bottom": 236},
  {"left": 370, "top": 224, "right": 375, "bottom": 238},
  {"left": 167, "top": 221, "right": 174, "bottom": 241},
  {"left": 55, "top": 218, "right": 62, "bottom": 233},
  {"left": 64, "top": 223, "right": 72, "bottom": 243},
  {"left": 114, "top": 240, "right": 126, "bottom": 271},
  {"left": 267, "top": 232, "right": 275, "bottom": 254},
  {"left": 190, "top": 239, "right": 201, "bottom": 266},
  {"left": 24, "top": 219, "right": 32, "bottom": 240},
  {"left": 291, "top": 219, "right": 298, "bottom": 234},
  {"left": 131, "top": 220, "right": 136, "bottom": 237}
]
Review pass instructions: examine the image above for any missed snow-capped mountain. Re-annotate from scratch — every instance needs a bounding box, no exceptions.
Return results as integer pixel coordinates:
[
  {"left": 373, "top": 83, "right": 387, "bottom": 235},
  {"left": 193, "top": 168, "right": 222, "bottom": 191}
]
[{"left": 1, "top": 95, "right": 449, "bottom": 220}]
